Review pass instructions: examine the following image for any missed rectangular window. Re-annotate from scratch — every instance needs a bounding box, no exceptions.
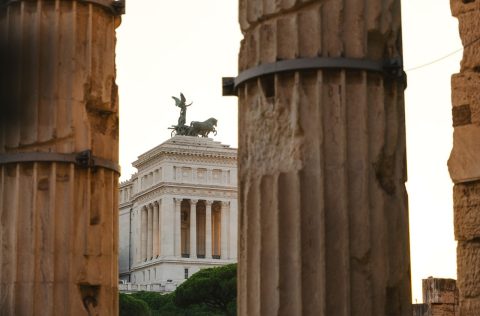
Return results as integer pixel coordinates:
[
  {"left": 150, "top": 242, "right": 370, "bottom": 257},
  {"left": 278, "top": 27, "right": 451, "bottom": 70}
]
[{"left": 184, "top": 268, "right": 189, "bottom": 279}]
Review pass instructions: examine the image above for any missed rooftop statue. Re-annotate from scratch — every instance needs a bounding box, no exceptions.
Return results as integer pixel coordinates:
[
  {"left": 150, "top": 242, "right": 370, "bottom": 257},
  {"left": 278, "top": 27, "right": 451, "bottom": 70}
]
[
  {"left": 169, "top": 93, "right": 218, "bottom": 138},
  {"left": 172, "top": 93, "right": 192, "bottom": 127}
]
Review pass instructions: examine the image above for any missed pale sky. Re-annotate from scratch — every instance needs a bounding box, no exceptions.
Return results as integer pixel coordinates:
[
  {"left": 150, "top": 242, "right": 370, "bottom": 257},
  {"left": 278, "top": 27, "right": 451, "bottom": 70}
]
[{"left": 116, "top": 1, "right": 462, "bottom": 303}]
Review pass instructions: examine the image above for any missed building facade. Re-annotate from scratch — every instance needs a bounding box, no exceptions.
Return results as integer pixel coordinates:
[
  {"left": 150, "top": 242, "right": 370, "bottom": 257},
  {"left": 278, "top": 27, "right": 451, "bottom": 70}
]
[{"left": 119, "top": 135, "right": 237, "bottom": 291}]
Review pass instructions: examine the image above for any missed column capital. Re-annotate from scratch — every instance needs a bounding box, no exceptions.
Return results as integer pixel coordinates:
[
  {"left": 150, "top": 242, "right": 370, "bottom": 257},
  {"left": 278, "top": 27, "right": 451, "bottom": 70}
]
[
  {"left": 174, "top": 197, "right": 182, "bottom": 206},
  {"left": 190, "top": 199, "right": 199, "bottom": 205},
  {"left": 205, "top": 200, "right": 213, "bottom": 207}
]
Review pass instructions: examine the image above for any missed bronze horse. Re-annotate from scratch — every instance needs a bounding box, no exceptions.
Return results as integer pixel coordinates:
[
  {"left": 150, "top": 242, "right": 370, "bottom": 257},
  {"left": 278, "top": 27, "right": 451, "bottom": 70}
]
[{"left": 189, "top": 118, "right": 217, "bottom": 137}]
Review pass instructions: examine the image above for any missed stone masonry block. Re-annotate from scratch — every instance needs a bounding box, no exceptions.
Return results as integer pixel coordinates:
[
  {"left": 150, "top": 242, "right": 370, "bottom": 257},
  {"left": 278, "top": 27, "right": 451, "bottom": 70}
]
[
  {"left": 448, "top": 125, "right": 480, "bottom": 183},
  {"left": 451, "top": 0, "right": 480, "bottom": 17},
  {"left": 453, "top": 182, "right": 480, "bottom": 240},
  {"left": 451, "top": 72, "right": 480, "bottom": 125},
  {"left": 459, "top": 296, "right": 480, "bottom": 316},
  {"left": 457, "top": 241, "right": 480, "bottom": 298},
  {"left": 430, "top": 304, "right": 456, "bottom": 316},
  {"left": 423, "top": 278, "right": 457, "bottom": 304},
  {"left": 457, "top": 11, "right": 480, "bottom": 71}
]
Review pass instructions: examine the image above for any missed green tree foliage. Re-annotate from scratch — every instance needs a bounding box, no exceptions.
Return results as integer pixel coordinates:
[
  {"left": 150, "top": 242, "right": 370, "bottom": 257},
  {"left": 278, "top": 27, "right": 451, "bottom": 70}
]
[
  {"left": 119, "top": 264, "right": 237, "bottom": 316},
  {"left": 175, "top": 264, "right": 237, "bottom": 316},
  {"left": 119, "top": 293, "right": 151, "bottom": 316},
  {"left": 131, "top": 291, "right": 169, "bottom": 311}
]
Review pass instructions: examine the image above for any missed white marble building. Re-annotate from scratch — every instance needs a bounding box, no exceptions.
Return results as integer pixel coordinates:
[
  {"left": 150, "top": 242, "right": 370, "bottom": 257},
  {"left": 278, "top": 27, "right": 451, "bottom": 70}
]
[{"left": 119, "top": 136, "right": 237, "bottom": 291}]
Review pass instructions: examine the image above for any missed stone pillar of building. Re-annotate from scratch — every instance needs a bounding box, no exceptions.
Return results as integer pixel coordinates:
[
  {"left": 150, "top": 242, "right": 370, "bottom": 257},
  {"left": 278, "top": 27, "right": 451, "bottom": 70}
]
[
  {"left": 161, "top": 197, "right": 175, "bottom": 257},
  {"left": 190, "top": 199, "right": 198, "bottom": 258},
  {"left": 147, "top": 204, "right": 153, "bottom": 260},
  {"left": 174, "top": 198, "right": 182, "bottom": 257},
  {"left": 236, "top": 1, "right": 411, "bottom": 315},
  {"left": 221, "top": 201, "right": 230, "bottom": 259},
  {"left": 141, "top": 207, "right": 147, "bottom": 261},
  {"left": 449, "top": 2, "right": 480, "bottom": 315},
  {"left": 205, "top": 200, "right": 213, "bottom": 259},
  {"left": 229, "top": 199, "right": 237, "bottom": 260},
  {"left": 0, "top": 1, "right": 123, "bottom": 314},
  {"left": 153, "top": 202, "right": 159, "bottom": 257}
]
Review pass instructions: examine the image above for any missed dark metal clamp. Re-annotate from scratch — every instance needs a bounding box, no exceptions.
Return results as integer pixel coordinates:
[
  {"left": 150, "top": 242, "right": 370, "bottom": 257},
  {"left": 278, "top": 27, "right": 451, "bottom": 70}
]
[
  {"left": 222, "top": 57, "right": 406, "bottom": 96},
  {"left": 0, "top": 150, "right": 121, "bottom": 174}
]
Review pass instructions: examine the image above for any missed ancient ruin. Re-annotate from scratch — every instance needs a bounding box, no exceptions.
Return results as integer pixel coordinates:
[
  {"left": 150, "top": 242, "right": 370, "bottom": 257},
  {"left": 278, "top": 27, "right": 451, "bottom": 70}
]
[
  {"left": 413, "top": 278, "right": 459, "bottom": 316},
  {"left": 449, "top": 1, "right": 480, "bottom": 315},
  {"left": 0, "top": 0, "right": 123, "bottom": 314},
  {"left": 233, "top": 0, "right": 412, "bottom": 315}
]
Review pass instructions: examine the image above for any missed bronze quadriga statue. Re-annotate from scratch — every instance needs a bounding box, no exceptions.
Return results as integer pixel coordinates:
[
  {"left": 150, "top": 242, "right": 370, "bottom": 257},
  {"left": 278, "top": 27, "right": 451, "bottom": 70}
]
[{"left": 169, "top": 93, "right": 218, "bottom": 138}]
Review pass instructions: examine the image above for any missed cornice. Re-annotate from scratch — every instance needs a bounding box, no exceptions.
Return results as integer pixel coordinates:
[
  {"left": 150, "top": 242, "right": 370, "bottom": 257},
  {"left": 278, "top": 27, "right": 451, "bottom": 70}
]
[
  {"left": 130, "top": 183, "right": 237, "bottom": 205},
  {"left": 132, "top": 137, "right": 237, "bottom": 169},
  {"left": 131, "top": 257, "right": 236, "bottom": 271}
]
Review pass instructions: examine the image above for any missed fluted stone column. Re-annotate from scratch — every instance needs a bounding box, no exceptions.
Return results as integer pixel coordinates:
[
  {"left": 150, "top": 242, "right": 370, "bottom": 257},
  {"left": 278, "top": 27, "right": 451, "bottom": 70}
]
[
  {"left": 205, "top": 200, "right": 213, "bottom": 259},
  {"left": 237, "top": 1, "right": 411, "bottom": 315},
  {"left": 449, "top": 2, "right": 480, "bottom": 314},
  {"left": 174, "top": 198, "right": 182, "bottom": 257},
  {"left": 190, "top": 199, "right": 198, "bottom": 258},
  {"left": 0, "top": 0, "right": 123, "bottom": 314},
  {"left": 141, "top": 207, "right": 147, "bottom": 261},
  {"left": 221, "top": 201, "right": 230, "bottom": 259},
  {"left": 153, "top": 202, "right": 159, "bottom": 257},
  {"left": 161, "top": 198, "right": 175, "bottom": 257},
  {"left": 147, "top": 204, "right": 153, "bottom": 260}
]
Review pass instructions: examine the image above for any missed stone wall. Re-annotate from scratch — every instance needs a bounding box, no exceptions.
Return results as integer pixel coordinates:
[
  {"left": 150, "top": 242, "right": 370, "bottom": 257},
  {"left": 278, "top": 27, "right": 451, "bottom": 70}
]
[
  {"left": 449, "top": 1, "right": 480, "bottom": 315},
  {"left": 412, "top": 278, "right": 459, "bottom": 316}
]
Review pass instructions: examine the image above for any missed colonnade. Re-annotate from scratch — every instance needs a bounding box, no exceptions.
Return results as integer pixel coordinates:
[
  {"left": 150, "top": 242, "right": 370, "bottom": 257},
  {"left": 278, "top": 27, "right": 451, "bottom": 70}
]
[
  {"left": 138, "top": 198, "right": 230, "bottom": 262},
  {"left": 140, "top": 202, "right": 161, "bottom": 261}
]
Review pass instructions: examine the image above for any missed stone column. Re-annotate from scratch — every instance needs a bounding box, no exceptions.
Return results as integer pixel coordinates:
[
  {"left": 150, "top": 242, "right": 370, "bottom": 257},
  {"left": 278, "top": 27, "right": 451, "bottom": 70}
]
[
  {"left": 174, "top": 198, "right": 182, "bottom": 257},
  {"left": 236, "top": 1, "right": 411, "bottom": 315},
  {"left": 449, "top": 2, "right": 480, "bottom": 314},
  {"left": 190, "top": 199, "right": 198, "bottom": 258},
  {"left": 221, "top": 201, "right": 230, "bottom": 259},
  {"left": 0, "top": 1, "right": 123, "bottom": 314},
  {"left": 161, "top": 197, "right": 175, "bottom": 257},
  {"left": 229, "top": 200, "right": 238, "bottom": 260},
  {"left": 141, "top": 207, "right": 147, "bottom": 261},
  {"left": 153, "top": 202, "right": 159, "bottom": 257},
  {"left": 147, "top": 204, "right": 153, "bottom": 260},
  {"left": 205, "top": 200, "right": 213, "bottom": 259}
]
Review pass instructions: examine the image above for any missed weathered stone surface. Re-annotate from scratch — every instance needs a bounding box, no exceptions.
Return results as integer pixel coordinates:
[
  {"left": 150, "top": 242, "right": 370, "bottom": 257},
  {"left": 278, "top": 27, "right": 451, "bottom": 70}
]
[
  {"left": 451, "top": 0, "right": 480, "bottom": 17},
  {"left": 413, "top": 304, "right": 429, "bottom": 316},
  {"left": 451, "top": 2, "right": 480, "bottom": 313},
  {"left": 453, "top": 181, "right": 480, "bottom": 240},
  {"left": 459, "top": 297, "right": 480, "bottom": 316},
  {"left": 457, "top": 241, "right": 480, "bottom": 298},
  {"left": 451, "top": 73, "right": 480, "bottom": 124},
  {"left": 423, "top": 278, "right": 458, "bottom": 304},
  {"left": 0, "top": 1, "right": 121, "bottom": 315},
  {"left": 448, "top": 125, "right": 480, "bottom": 183},
  {"left": 237, "top": 1, "right": 411, "bottom": 315},
  {"left": 430, "top": 304, "right": 456, "bottom": 316},
  {"left": 456, "top": 11, "right": 480, "bottom": 72}
]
